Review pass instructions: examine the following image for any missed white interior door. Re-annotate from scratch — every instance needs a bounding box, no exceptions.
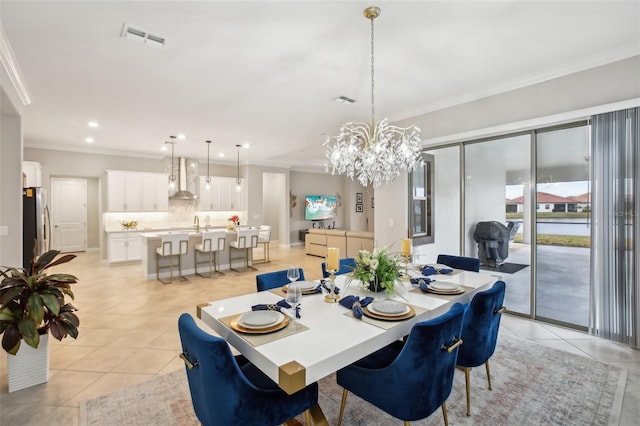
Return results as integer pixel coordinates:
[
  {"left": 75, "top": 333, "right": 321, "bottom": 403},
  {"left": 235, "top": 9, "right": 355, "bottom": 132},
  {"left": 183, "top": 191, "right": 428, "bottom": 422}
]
[{"left": 51, "top": 178, "right": 87, "bottom": 252}]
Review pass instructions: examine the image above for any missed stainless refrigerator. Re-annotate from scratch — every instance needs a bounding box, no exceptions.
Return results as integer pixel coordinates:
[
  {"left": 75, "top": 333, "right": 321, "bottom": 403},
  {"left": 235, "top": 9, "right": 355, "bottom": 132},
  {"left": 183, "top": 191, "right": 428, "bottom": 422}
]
[{"left": 23, "top": 187, "right": 50, "bottom": 269}]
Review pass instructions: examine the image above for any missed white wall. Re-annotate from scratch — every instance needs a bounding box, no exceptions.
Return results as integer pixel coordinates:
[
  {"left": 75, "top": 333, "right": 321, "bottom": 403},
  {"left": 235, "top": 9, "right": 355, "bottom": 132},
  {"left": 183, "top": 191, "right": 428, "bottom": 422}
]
[
  {"left": 413, "top": 146, "right": 461, "bottom": 262},
  {"left": 0, "top": 110, "right": 22, "bottom": 267},
  {"left": 373, "top": 173, "right": 409, "bottom": 252},
  {"left": 262, "top": 172, "right": 286, "bottom": 243}
]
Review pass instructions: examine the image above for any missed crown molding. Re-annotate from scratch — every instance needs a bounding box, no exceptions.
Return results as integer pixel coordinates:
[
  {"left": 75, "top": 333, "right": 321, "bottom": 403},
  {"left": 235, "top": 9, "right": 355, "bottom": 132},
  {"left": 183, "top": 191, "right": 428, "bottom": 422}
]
[{"left": 0, "top": 26, "right": 31, "bottom": 106}]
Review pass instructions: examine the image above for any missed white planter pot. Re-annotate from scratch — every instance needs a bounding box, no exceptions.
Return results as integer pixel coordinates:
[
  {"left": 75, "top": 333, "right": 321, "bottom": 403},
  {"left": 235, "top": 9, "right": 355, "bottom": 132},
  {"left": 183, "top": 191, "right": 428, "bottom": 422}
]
[{"left": 7, "top": 333, "right": 49, "bottom": 393}]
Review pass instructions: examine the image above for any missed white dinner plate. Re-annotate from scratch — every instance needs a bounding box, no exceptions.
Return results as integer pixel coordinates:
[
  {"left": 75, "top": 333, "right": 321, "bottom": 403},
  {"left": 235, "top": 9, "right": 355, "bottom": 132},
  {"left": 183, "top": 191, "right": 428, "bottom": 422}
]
[
  {"left": 429, "top": 281, "right": 462, "bottom": 291},
  {"left": 294, "top": 281, "right": 318, "bottom": 291},
  {"left": 238, "top": 311, "right": 284, "bottom": 329},
  {"left": 369, "top": 300, "right": 409, "bottom": 315}
]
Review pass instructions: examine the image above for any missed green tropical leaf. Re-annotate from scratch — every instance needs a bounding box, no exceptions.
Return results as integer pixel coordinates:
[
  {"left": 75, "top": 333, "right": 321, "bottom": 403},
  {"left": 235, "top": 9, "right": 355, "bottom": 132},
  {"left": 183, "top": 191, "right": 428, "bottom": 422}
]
[
  {"left": 33, "top": 250, "right": 60, "bottom": 272},
  {"left": 49, "top": 321, "right": 66, "bottom": 340},
  {"left": 40, "top": 293, "right": 61, "bottom": 315},
  {"left": 2, "top": 324, "right": 21, "bottom": 355},
  {"left": 44, "top": 254, "right": 76, "bottom": 270},
  {"left": 0, "top": 307, "right": 20, "bottom": 321},
  {"left": 47, "top": 273, "right": 78, "bottom": 283},
  {"left": 23, "top": 332, "right": 40, "bottom": 349},
  {"left": 27, "top": 293, "right": 45, "bottom": 323},
  {"left": 17, "top": 318, "right": 37, "bottom": 339},
  {"left": 0, "top": 286, "right": 24, "bottom": 306}
]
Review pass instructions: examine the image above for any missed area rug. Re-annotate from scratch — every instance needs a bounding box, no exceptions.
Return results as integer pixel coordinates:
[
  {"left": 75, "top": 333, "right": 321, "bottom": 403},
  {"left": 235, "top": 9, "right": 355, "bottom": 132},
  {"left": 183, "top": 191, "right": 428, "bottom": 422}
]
[
  {"left": 78, "top": 335, "right": 627, "bottom": 425},
  {"left": 480, "top": 262, "right": 529, "bottom": 274}
]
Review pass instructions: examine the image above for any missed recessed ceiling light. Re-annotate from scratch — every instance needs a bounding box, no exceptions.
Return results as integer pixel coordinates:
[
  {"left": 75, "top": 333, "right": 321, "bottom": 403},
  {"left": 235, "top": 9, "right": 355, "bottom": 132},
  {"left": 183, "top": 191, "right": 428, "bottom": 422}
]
[
  {"left": 218, "top": 153, "right": 225, "bottom": 158},
  {"left": 177, "top": 134, "right": 186, "bottom": 140},
  {"left": 87, "top": 121, "right": 99, "bottom": 128},
  {"left": 161, "top": 145, "right": 168, "bottom": 151},
  {"left": 85, "top": 137, "right": 94, "bottom": 143},
  {"left": 242, "top": 143, "right": 250, "bottom": 149}
]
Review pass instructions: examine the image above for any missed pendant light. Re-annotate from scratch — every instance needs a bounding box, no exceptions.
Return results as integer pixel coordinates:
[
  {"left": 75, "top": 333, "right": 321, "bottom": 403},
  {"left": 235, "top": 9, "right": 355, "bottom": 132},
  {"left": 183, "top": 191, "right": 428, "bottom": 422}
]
[
  {"left": 205, "top": 140, "right": 212, "bottom": 190},
  {"left": 166, "top": 135, "right": 177, "bottom": 189},
  {"left": 235, "top": 144, "right": 242, "bottom": 192},
  {"left": 324, "top": 6, "right": 422, "bottom": 188}
]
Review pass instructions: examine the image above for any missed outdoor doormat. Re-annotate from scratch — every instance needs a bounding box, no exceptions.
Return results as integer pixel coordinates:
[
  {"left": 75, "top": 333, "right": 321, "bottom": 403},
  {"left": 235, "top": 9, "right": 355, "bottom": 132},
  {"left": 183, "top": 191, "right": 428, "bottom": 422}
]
[{"left": 480, "top": 262, "right": 529, "bottom": 274}]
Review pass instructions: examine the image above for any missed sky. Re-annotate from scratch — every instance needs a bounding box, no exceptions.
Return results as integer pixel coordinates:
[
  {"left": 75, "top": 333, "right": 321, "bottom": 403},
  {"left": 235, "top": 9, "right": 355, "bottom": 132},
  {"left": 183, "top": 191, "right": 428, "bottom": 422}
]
[{"left": 506, "top": 180, "right": 589, "bottom": 199}]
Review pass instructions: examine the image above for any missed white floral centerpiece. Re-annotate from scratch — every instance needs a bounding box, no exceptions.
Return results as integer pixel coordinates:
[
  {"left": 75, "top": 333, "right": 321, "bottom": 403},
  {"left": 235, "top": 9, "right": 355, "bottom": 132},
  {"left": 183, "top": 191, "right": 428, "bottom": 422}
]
[{"left": 349, "top": 247, "right": 401, "bottom": 294}]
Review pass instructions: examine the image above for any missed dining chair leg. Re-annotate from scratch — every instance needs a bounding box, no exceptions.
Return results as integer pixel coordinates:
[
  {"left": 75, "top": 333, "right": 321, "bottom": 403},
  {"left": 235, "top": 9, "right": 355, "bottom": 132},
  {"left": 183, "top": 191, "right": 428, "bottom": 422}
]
[
  {"left": 464, "top": 366, "right": 471, "bottom": 416},
  {"left": 404, "top": 421, "right": 411, "bottom": 426},
  {"left": 214, "top": 251, "right": 224, "bottom": 276},
  {"left": 304, "top": 409, "right": 312, "bottom": 425},
  {"left": 441, "top": 402, "right": 449, "bottom": 426},
  {"left": 337, "top": 388, "right": 348, "bottom": 426},
  {"left": 485, "top": 360, "right": 492, "bottom": 390}
]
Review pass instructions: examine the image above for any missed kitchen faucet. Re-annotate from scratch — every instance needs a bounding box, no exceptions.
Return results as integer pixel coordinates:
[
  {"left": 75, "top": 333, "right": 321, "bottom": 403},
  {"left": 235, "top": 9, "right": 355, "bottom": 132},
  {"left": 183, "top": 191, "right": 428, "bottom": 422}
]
[
  {"left": 204, "top": 215, "right": 210, "bottom": 230},
  {"left": 193, "top": 215, "right": 200, "bottom": 232}
]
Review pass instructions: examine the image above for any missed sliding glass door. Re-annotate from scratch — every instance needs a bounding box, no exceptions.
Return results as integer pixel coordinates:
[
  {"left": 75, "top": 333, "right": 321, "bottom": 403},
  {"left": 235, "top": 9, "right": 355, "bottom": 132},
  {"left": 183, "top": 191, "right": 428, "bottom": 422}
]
[
  {"left": 535, "top": 124, "right": 591, "bottom": 327},
  {"left": 464, "top": 134, "right": 531, "bottom": 316}
]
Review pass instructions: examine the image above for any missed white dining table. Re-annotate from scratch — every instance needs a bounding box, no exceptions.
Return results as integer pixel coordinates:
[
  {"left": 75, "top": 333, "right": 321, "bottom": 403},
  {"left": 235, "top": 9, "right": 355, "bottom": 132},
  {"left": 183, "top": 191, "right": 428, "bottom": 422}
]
[{"left": 197, "top": 268, "right": 499, "bottom": 423}]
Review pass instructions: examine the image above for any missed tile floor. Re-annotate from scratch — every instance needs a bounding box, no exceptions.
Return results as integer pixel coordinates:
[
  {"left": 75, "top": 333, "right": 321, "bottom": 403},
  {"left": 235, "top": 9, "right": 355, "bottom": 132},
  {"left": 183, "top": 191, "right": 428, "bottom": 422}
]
[{"left": 0, "top": 246, "right": 638, "bottom": 425}]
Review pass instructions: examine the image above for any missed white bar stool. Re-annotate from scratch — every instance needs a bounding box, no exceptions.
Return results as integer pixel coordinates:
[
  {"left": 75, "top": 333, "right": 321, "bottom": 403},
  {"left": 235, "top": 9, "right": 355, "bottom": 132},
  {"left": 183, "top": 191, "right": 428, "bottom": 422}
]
[
  {"left": 229, "top": 228, "right": 260, "bottom": 272},
  {"left": 156, "top": 232, "right": 189, "bottom": 284},
  {"left": 194, "top": 230, "right": 226, "bottom": 278},
  {"left": 254, "top": 225, "right": 272, "bottom": 264}
]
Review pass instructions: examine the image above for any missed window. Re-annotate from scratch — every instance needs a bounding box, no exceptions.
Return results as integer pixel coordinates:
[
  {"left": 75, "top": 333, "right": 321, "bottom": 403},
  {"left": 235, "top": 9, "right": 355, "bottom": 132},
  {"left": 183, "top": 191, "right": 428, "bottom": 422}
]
[{"left": 409, "top": 153, "right": 434, "bottom": 245}]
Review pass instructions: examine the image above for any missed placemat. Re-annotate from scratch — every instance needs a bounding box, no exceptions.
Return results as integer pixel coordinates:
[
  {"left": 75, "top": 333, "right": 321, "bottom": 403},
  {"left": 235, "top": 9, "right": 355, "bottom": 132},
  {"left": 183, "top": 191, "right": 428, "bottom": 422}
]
[
  {"left": 219, "top": 312, "right": 309, "bottom": 347},
  {"left": 269, "top": 286, "right": 323, "bottom": 297},
  {"left": 410, "top": 285, "right": 474, "bottom": 300},
  {"left": 342, "top": 304, "right": 427, "bottom": 330}
]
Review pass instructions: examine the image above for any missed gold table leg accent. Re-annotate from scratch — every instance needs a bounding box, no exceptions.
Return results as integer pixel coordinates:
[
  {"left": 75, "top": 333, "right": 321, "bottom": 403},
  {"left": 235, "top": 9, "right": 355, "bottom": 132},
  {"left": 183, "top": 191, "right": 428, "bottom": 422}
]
[
  {"left": 464, "top": 366, "right": 471, "bottom": 416},
  {"left": 278, "top": 360, "right": 306, "bottom": 395},
  {"left": 442, "top": 402, "right": 449, "bottom": 426},
  {"left": 196, "top": 303, "right": 211, "bottom": 319},
  {"left": 309, "top": 404, "right": 329, "bottom": 426},
  {"left": 337, "top": 389, "right": 348, "bottom": 426}
]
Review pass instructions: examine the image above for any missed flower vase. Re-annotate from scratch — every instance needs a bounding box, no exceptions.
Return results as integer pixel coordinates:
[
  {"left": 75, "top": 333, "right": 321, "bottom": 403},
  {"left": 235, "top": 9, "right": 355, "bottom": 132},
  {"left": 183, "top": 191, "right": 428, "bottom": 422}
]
[{"left": 367, "top": 277, "right": 385, "bottom": 292}]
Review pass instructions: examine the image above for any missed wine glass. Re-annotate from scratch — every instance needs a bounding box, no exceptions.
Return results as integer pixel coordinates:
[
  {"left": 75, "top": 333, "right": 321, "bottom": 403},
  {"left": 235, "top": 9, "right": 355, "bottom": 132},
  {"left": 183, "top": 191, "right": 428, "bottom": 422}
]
[
  {"left": 286, "top": 267, "right": 300, "bottom": 284},
  {"left": 286, "top": 283, "right": 302, "bottom": 329}
]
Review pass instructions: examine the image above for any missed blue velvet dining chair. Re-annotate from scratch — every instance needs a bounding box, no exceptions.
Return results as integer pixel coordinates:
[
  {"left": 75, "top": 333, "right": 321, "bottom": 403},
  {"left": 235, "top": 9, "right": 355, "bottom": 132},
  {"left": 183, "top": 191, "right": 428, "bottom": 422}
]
[
  {"left": 321, "top": 257, "right": 356, "bottom": 278},
  {"left": 256, "top": 268, "right": 306, "bottom": 292},
  {"left": 437, "top": 254, "right": 481, "bottom": 272},
  {"left": 456, "top": 280, "right": 506, "bottom": 416},
  {"left": 177, "top": 313, "right": 318, "bottom": 426},
  {"left": 336, "top": 303, "right": 467, "bottom": 426}
]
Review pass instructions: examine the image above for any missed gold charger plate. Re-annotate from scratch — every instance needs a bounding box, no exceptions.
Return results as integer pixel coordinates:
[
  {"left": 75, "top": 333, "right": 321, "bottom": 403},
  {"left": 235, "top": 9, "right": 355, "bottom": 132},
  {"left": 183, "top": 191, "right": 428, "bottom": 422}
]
[
  {"left": 230, "top": 314, "right": 290, "bottom": 334},
  {"left": 281, "top": 284, "right": 321, "bottom": 295},
  {"left": 362, "top": 304, "right": 416, "bottom": 321},
  {"left": 426, "top": 288, "right": 465, "bottom": 295}
]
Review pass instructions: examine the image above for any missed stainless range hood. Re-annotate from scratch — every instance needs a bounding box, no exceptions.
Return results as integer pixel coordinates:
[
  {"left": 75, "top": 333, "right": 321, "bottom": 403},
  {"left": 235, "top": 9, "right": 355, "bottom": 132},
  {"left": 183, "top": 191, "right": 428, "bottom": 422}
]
[{"left": 170, "top": 157, "right": 197, "bottom": 200}]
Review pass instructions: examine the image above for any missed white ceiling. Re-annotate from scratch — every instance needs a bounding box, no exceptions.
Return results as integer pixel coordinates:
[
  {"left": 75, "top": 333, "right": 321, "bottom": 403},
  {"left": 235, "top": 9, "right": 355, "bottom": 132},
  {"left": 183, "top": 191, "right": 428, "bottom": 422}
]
[{"left": 1, "top": 1, "right": 639, "bottom": 172}]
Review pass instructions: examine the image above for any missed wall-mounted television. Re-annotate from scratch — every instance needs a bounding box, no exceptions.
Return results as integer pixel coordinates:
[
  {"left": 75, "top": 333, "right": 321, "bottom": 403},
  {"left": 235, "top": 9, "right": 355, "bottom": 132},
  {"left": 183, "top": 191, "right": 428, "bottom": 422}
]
[{"left": 305, "top": 195, "right": 337, "bottom": 221}]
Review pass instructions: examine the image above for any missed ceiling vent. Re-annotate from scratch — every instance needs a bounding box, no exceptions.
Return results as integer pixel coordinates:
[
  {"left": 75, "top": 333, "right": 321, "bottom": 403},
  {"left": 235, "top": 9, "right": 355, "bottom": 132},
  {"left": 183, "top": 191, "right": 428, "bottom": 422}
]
[
  {"left": 333, "top": 96, "right": 356, "bottom": 104},
  {"left": 121, "top": 24, "right": 166, "bottom": 47}
]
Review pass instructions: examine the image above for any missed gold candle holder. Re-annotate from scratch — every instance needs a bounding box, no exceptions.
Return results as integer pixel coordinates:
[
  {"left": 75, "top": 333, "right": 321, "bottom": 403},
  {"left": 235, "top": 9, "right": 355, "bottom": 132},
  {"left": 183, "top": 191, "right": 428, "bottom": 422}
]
[{"left": 324, "top": 269, "right": 341, "bottom": 303}]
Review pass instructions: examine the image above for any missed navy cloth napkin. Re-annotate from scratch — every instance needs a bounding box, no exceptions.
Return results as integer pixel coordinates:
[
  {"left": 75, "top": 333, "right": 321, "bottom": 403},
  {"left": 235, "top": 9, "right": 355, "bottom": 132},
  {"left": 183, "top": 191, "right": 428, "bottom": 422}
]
[
  {"left": 410, "top": 277, "right": 434, "bottom": 285},
  {"left": 319, "top": 279, "right": 340, "bottom": 294},
  {"left": 252, "top": 299, "right": 300, "bottom": 318},
  {"left": 339, "top": 295, "right": 374, "bottom": 319},
  {"left": 421, "top": 265, "right": 453, "bottom": 275},
  {"left": 421, "top": 266, "right": 437, "bottom": 276}
]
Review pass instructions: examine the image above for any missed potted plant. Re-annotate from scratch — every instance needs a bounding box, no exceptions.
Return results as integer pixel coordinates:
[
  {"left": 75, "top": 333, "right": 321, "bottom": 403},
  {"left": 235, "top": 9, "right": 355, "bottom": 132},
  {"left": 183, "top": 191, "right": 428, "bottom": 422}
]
[
  {"left": 0, "top": 249, "right": 80, "bottom": 392},
  {"left": 349, "top": 247, "right": 401, "bottom": 294}
]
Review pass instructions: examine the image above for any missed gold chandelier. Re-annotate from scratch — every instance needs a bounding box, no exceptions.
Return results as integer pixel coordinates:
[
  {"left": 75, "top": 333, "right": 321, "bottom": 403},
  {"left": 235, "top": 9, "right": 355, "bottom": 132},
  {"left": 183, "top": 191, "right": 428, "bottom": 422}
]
[{"left": 324, "top": 6, "right": 422, "bottom": 188}]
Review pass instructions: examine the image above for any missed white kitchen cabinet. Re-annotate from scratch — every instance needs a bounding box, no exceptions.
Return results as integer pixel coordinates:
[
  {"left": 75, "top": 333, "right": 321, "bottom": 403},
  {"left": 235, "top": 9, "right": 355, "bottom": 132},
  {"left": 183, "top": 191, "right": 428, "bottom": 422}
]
[
  {"left": 142, "top": 173, "right": 169, "bottom": 211},
  {"left": 199, "top": 176, "right": 243, "bottom": 211},
  {"left": 107, "top": 232, "right": 142, "bottom": 263},
  {"left": 23, "top": 161, "right": 42, "bottom": 187},
  {"left": 107, "top": 170, "right": 168, "bottom": 212}
]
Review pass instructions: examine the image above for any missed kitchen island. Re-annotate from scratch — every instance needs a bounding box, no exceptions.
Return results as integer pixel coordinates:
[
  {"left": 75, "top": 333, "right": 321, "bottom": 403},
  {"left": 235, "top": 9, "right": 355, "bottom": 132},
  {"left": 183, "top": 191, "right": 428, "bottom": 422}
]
[{"left": 139, "top": 228, "right": 253, "bottom": 280}]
